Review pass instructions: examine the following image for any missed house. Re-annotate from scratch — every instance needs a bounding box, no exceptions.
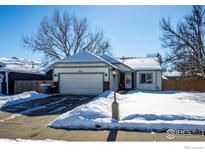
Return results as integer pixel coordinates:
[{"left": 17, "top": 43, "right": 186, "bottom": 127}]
[
  {"left": 102, "top": 54, "right": 162, "bottom": 91},
  {"left": 163, "top": 71, "right": 182, "bottom": 80},
  {"left": 52, "top": 51, "right": 162, "bottom": 95},
  {"left": 0, "top": 57, "right": 52, "bottom": 95}
]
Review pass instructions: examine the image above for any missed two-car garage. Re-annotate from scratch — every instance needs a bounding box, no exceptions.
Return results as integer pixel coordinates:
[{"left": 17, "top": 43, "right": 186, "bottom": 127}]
[
  {"left": 59, "top": 73, "right": 104, "bottom": 95},
  {"left": 52, "top": 51, "right": 117, "bottom": 95}
]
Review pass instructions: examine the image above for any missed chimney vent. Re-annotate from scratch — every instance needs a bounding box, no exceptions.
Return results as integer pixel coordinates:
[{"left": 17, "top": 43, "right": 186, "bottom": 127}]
[{"left": 31, "top": 61, "right": 34, "bottom": 68}]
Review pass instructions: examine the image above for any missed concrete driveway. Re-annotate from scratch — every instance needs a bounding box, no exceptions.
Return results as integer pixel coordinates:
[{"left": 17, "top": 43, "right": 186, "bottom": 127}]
[
  {"left": 0, "top": 95, "right": 205, "bottom": 141},
  {"left": 1, "top": 95, "right": 95, "bottom": 116}
]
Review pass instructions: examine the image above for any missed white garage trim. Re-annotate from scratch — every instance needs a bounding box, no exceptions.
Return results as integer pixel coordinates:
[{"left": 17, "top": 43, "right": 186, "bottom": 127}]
[
  {"left": 53, "top": 66, "right": 109, "bottom": 82},
  {"left": 59, "top": 73, "right": 104, "bottom": 95}
]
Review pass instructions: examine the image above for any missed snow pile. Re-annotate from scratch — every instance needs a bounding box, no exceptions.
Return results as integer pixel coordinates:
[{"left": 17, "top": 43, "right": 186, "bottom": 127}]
[
  {"left": 0, "top": 56, "right": 45, "bottom": 74},
  {"left": 48, "top": 91, "right": 115, "bottom": 129},
  {"left": 122, "top": 57, "right": 162, "bottom": 70},
  {"left": 49, "top": 90, "right": 205, "bottom": 131},
  {"left": 0, "top": 91, "right": 49, "bottom": 108}
]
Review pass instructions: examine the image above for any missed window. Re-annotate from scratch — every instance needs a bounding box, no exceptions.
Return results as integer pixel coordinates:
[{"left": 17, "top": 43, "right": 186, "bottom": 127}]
[{"left": 140, "top": 73, "right": 153, "bottom": 84}]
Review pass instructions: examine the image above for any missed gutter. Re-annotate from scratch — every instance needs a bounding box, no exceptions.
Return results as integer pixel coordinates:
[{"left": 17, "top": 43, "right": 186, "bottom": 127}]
[{"left": 53, "top": 61, "right": 118, "bottom": 70}]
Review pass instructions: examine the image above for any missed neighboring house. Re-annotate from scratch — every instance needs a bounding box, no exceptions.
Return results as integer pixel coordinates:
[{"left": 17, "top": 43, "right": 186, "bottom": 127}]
[
  {"left": 163, "top": 71, "right": 205, "bottom": 80},
  {"left": 0, "top": 57, "right": 52, "bottom": 95},
  {"left": 163, "top": 71, "right": 182, "bottom": 80},
  {"left": 52, "top": 51, "right": 162, "bottom": 95}
]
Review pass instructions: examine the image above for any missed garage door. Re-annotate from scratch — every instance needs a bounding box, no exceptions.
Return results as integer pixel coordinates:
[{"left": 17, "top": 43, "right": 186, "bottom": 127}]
[{"left": 59, "top": 73, "right": 103, "bottom": 94}]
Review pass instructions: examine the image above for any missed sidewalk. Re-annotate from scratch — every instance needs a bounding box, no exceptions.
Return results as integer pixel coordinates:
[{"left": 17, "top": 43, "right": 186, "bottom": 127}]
[{"left": 0, "top": 111, "right": 205, "bottom": 141}]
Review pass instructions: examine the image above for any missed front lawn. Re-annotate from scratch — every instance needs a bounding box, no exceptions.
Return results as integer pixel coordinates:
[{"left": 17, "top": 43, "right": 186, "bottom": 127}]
[{"left": 48, "top": 90, "right": 205, "bottom": 131}]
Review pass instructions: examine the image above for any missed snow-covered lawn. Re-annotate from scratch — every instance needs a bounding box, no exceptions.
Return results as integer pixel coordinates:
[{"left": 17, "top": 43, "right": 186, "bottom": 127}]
[
  {"left": 0, "top": 91, "right": 49, "bottom": 109},
  {"left": 49, "top": 90, "right": 205, "bottom": 131}
]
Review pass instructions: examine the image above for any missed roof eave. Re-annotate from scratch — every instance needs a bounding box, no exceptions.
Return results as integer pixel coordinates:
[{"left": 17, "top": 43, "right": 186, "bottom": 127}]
[
  {"left": 53, "top": 61, "right": 118, "bottom": 69},
  {"left": 134, "top": 68, "right": 162, "bottom": 71}
]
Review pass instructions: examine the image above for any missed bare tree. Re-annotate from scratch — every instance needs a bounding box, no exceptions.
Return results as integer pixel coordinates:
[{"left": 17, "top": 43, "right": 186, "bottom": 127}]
[
  {"left": 160, "top": 5, "right": 205, "bottom": 79},
  {"left": 146, "top": 52, "right": 163, "bottom": 64},
  {"left": 22, "top": 10, "right": 111, "bottom": 62},
  {"left": 146, "top": 52, "right": 167, "bottom": 71}
]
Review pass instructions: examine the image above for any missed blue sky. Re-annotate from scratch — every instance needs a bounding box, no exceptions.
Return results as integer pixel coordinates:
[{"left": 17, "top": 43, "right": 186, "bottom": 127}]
[{"left": 0, "top": 5, "right": 191, "bottom": 61}]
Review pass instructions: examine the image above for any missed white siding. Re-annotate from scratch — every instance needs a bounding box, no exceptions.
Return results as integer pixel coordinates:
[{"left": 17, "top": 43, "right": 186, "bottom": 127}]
[
  {"left": 109, "top": 69, "right": 119, "bottom": 91},
  {"left": 136, "top": 71, "right": 161, "bottom": 90},
  {"left": 156, "top": 71, "right": 162, "bottom": 90}
]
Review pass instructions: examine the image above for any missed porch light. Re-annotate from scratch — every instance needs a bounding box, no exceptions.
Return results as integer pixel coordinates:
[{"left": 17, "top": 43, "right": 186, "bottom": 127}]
[
  {"left": 112, "top": 69, "right": 116, "bottom": 77},
  {"left": 111, "top": 68, "right": 119, "bottom": 120}
]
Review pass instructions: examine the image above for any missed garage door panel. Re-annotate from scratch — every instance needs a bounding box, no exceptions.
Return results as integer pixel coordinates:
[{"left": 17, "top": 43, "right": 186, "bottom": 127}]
[{"left": 60, "top": 73, "right": 103, "bottom": 94}]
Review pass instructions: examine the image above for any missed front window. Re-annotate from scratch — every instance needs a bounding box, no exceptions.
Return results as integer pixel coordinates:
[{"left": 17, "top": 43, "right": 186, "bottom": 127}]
[{"left": 140, "top": 73, "right": 153, "bottom": 84}]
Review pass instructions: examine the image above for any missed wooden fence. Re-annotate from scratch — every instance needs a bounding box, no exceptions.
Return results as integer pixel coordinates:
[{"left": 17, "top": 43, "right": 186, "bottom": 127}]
[
  {"left": 162, "top": 79, "right": 205, "bottom": 91},
  {"left": 14, "top": 80, "right": 53, "bottom": 94}
]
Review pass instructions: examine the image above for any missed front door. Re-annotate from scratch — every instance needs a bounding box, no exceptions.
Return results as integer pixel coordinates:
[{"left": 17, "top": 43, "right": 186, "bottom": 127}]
[{"left": 125, "top": 72, "right": 132, "bottom": 89}]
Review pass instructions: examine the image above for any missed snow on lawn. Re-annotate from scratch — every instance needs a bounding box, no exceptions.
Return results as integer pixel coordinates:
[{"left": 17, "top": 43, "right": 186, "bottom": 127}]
[
  {"left": 0, "top": 91, "right": 49, "bottom": 109},
  {"left": 49, "top": 90, "right": 205, "bottom": 131}
]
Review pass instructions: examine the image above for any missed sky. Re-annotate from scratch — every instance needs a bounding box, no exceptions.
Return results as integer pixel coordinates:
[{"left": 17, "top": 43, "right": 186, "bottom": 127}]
[{"left": 0, "top": 5, "right": 191, "bottom": 61}]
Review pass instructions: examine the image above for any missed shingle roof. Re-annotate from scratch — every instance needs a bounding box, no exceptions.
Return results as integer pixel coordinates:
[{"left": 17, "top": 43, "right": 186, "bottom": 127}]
[
  {"left": 101, "top": 54, "right": 122, "bottom": 64},
  {"left": 122, "top": 57, "right": 162, "bottom": 71},
  {"left": 101, "top": 54, "right": 162, "bottom": 71},
  {"left": 101, "top": 54, "right": 134, "bottom": 71},
  {"left": 55, "top": 51, "right": 117, "bottom": 69}
]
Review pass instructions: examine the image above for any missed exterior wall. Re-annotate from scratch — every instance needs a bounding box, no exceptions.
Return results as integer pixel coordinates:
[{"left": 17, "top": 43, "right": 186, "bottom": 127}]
[
  {"left": 109, "top": 70, "right": 120, "bottom": 91},
  {"left": 156, "top": 71, "right": 162, "bottom": 90},
  {"left": 136, "top": 70, "right": 162, "bottom": 90},
  {"left": 44, "top": 69, "right": 53, "bottom": 80}
]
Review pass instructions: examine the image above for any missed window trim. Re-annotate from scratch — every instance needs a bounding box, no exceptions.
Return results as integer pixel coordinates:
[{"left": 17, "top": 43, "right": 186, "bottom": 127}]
[{"left": 140, "top": 73, "right": 153, "bottom": 84}]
